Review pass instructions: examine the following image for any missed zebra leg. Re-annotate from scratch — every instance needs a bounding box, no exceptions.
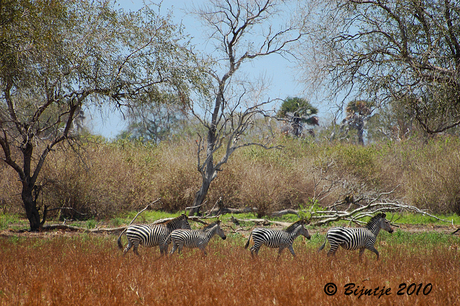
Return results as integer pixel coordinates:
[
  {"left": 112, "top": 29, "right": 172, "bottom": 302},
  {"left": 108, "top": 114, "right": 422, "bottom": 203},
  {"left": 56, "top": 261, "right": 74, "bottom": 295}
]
[
  {"left": 366, "top": 245, "right": 379, "bottom": 260},
  {"left": 326, "top": 243, "right": 339, "bottom": 257},
  {"left": 287, "top": 245, "right": 296, "bottom": 258},
  {"left": 359, "top": 247, "right": 365, "bottom": 260},
  {"left": 159, "top": 243, "right": 168, "bottom": 256},
  {"left": 133, "top": 243, "right": 140, "bottom": 256},
  {"left": 276, "top": 247, "right": 285, "bottom": 259},
  {"left": 250, "top": 245, "right": 260, "bottom": 258}
]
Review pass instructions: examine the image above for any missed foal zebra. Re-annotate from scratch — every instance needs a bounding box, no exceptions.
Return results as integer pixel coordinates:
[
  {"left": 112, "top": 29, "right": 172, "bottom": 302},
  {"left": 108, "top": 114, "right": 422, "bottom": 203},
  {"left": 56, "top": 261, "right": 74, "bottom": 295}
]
[
  {"left": 244, "top": 220, "right": 311, "bottom": 258},
  {"left": 117, "top": 214, "right": 191, "bottom": 256},
  {"left": 169, "top": 220, "right": 226, "bottom": 256},
  {"left": 318, "top": 213, "right": 393, "bottom": 260}
]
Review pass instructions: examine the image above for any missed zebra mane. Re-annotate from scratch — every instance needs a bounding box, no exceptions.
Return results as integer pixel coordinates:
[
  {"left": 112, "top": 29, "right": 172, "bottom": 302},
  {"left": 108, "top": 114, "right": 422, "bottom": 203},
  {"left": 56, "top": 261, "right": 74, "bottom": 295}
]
[
  {"left": 285, "top": 219, "right": 305, "bottom": 233},
  {"left": 365, "top": 213, "right": 386, "bottom": 230},
  {"left": 156, "top": 214, "right": 187, "bottom": 227},
  {"left": 200, "top": 221, "right": 220, "bottom": 231}
]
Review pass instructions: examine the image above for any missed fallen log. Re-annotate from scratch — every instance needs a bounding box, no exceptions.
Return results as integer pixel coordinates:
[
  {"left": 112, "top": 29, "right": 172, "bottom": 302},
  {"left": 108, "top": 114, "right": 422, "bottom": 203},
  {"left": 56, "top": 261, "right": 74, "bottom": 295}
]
[
  {"left": 235, "top": 218, "right": 291, "bottom": 228},
  {"left": 271, "top": 209, "right": 300, "bottom": 218}
]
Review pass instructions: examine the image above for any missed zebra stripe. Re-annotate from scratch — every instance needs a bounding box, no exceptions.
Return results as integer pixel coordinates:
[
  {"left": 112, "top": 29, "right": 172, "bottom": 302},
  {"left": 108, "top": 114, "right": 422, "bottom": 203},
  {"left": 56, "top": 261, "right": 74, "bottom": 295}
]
[
  {"left": 318, "top": 213, "right": 393, "bottom": 260},
  {"left": 169, "top": 221, "right": 226, "bottom": 256},
  {"left": 117, "top": 214, "right": 191, "bottom": 256},
  {"left": 244, "top": 220, "right": 311, "bottom": 258}
]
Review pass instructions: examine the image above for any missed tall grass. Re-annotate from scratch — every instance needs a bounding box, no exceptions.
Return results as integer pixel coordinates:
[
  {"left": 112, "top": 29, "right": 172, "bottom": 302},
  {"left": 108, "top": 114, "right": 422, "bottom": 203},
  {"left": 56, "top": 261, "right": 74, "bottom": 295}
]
[
  {"left": 1, "top": 136, "right": 460, "bottom": 220},
  {"left": 0, "top": 234, "right": 458, "bottom": 305}
]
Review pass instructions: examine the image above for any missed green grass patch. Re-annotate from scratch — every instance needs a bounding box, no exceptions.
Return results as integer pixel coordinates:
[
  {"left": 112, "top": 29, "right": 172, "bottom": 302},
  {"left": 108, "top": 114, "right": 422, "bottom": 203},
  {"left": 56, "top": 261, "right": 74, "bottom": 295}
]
[
  {"left": 0, "top": 213, "right": 28, "bottom": 230},
  {"left": 386, "top": 229, "right": 457, "bottom": 245},
  {"left": 386, "top": 212, "right": 460, "bottom": 225}
]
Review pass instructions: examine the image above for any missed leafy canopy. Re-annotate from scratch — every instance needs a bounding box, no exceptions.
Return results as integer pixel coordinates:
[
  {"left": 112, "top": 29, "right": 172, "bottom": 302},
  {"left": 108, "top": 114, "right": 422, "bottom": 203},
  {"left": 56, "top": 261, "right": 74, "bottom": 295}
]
[{"left": 277, "top": 97, "right": 318, "bottom": 122}]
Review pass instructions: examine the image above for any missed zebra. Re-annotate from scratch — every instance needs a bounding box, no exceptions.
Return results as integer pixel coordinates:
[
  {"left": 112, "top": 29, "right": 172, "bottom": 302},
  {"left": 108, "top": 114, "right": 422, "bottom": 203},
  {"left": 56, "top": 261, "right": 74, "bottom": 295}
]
[
  {"left": 244, "top": 219, "right": 311, "bottom": 258},
  {"left": 318, "top": 213, "right": 393, "bottom": 260},
  {"left": 117, "top": 214, "right": 191, "bottom": 256},
  {"left": 169, "top": 220, "right": 226, "bottom": 256}
]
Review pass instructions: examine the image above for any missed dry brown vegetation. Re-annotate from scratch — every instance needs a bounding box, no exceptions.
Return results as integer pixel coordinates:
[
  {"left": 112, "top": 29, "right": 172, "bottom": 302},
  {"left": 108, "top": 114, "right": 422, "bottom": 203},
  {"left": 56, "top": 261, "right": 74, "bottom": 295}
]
[
  {"left": 0, "top": 232, "right": 459, "bottom": 306},
  {"left": 2, "top": 136, "right": 460, "bottom": 220}
]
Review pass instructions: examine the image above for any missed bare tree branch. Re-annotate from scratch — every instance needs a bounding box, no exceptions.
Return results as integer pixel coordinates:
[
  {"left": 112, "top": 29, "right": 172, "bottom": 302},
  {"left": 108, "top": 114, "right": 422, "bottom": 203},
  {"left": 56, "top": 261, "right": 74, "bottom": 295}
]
[{"left": 189, "top": 0, "right": 304, "bottom": 215}]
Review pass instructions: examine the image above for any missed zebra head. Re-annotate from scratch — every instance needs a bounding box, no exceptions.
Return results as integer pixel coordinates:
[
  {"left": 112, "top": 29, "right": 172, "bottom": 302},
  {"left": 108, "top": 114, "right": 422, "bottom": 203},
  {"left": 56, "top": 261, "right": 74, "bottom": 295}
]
[
  {"left": 166, "top": 214, "right": 191, "bottom": 231},
  {"left": 299, "top": 224, "right": 311, "bottom": 240},
  {"left": 286, "top": 219, "right": 311, "bottom": 240},
  {"left": 210, "top": 220, "right": 226, "bottom": 240},
  {"left": 297, "top": 219, "right": 311, "bottom": 240},
  {"left": 178, "top": 214, "right": 192, "bottom": 230},
  {"left": 380, "top": 214, "right": 394, "bottom": 234},
  {"left": 368, "top": 213, "right": 393, "bottom": 234}
]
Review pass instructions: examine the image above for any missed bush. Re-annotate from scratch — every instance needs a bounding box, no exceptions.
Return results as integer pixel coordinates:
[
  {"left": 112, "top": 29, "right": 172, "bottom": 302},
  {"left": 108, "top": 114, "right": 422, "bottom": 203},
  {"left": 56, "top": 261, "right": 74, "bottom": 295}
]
[{"left": 2, "top": 135, "right": 460, "bottom": 220}]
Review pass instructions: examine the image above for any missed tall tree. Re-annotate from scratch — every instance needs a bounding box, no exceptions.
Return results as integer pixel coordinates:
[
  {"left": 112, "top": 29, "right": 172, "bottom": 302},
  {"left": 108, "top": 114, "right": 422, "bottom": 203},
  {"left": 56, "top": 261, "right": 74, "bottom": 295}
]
[
  {"left": 340, "top": 100, "right": 374, "bottom": 145},
  {"left": 188, "top": 0, "right": 305, "bottom": 215},
  {"left": 300, "top": 0, "right": 460, "bottom": 136},
  {"left": 117, "top": 98, "right": 188, "bottom": 143},
  {"left": 0, "top": 0, "right": 201, "bottom": 230},
  {"left": 277, "top": 97, "right": 319, "bottom": 137}
]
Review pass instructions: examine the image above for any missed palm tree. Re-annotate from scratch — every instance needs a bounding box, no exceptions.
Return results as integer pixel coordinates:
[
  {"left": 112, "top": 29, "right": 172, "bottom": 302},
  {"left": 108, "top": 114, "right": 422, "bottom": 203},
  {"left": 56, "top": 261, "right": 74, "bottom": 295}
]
[
  {"left": 341, "top": 100, "right": 374, "bottom": 145},
  {"left": 278, "top": 97, "right": 319, "bottom": 137}
]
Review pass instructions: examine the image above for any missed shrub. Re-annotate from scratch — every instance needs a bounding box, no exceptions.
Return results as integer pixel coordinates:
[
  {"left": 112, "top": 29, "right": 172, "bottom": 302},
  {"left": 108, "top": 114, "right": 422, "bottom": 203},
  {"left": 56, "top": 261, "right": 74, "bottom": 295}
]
[{"left": 2, "top": 134, "right": 460, "bottom": 220}]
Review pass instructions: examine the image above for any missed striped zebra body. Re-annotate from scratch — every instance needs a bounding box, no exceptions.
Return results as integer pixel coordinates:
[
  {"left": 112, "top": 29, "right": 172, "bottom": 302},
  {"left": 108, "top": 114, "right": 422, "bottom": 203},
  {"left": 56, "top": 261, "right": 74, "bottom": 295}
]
[
  {"left": 117, "top": 214, "right": 190, "bottom": 256},
  {"left": 318, "top": 213, "right": 393, "bottom": 260},
  {"left": 169, "top": 221, "right": 226, "bottom": 256},
  {"left": 244, "top": 220, "right": 311, "bottom": 258}
]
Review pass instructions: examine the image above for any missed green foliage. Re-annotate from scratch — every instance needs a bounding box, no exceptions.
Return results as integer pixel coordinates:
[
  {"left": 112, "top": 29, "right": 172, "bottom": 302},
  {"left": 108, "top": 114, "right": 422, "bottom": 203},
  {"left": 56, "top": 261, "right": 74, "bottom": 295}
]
[
  {"left": 85, "top": 220, "right": 97, "bottom": 229},
  {"left": 386, "top": 230, "right": 458, "bottom": 247},
  {"left": 0, "top": 213, "right": 24, "bottom": 230},
  {"left": 277, "top": 97, "right": 318, "bottom": 119},
  {"left": 298, "top": 198, "right": 323, "bottom": 221},
  {"left": 386, "top": 212, "right": 460, "bottom": 225},
  {"left": 336, "top": 144, "right": 378, "bottom": 173},
  {"left": 322, "top": 143, "right": 382, "bottom": 185}
]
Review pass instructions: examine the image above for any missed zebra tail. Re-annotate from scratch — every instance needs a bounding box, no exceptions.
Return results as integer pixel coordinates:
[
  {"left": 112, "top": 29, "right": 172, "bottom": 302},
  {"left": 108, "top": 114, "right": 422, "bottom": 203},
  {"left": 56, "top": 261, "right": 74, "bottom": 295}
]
[
  {"left": 317, "top": 236, "right": 327, "bottom": 253},
  {"left": 117, "top": 228, "right": 128, "bottom": 250},
  {"left": 165, "top": 233, "right": 172, "bottom": 245},
  {"left": 244, "top": 232, "right": 253, "bottom": 249}
]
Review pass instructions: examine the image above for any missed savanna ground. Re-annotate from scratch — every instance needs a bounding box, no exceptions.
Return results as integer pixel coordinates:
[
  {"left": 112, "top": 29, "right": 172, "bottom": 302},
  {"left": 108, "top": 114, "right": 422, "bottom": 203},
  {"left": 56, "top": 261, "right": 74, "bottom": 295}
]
[
  {"left": 2, "top": 137, "right": 460, "bottom": 305},
  {"left": 1, "top": 219, "right": 459, "bottom": 306}
]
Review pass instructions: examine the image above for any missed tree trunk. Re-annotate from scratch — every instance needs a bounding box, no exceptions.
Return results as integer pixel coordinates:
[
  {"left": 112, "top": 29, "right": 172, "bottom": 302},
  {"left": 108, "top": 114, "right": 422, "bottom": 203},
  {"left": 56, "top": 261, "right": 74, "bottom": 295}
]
[
  {"left": 357, "top": 122, "right": 365, "bottom": 145},
  {"left": 191, "top": 178, "right": 212, "bottom": 216},
  {"left": 22, "top": 181, "right": 42, "bottom": 231},
  {"left": 20, "top": 142, "right": 45, "bottom": 231},
  {"left": 190, "top": 117, "right": 219, "bottom": 216}
]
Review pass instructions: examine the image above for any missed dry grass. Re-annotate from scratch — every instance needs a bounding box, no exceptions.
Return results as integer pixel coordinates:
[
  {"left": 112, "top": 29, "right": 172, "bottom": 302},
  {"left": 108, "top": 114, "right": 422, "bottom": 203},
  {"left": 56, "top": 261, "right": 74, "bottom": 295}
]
[
  {"left": 3, "top": 136, "right": 460, "bottom": 219},
  {"left": 0, "top": 233, "right": 459, "bottom": 306}
]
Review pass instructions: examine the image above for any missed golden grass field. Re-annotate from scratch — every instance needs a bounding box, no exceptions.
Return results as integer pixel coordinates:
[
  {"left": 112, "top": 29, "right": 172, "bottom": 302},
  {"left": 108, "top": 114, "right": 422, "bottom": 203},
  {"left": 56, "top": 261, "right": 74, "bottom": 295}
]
[{"left": 0, "top": 229, "right": 459, "bottom": 306}]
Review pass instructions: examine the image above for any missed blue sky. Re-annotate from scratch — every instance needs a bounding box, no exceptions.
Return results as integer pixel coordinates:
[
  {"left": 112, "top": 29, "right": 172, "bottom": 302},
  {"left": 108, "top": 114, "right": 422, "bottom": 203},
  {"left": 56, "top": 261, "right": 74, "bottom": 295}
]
[{"left": 89, "top": 0, "right": 307, "bottom": 139}]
